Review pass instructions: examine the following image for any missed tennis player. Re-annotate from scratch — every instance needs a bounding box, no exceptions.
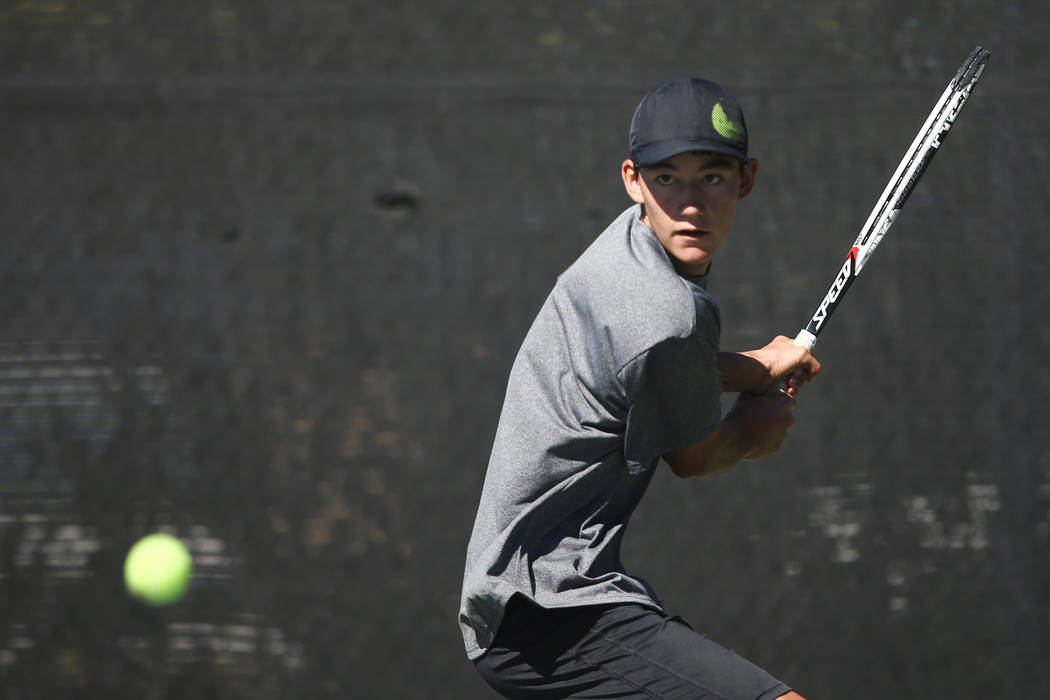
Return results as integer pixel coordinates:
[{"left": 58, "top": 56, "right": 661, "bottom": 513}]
[{"left": 459, "top": 77, "right": 820, "bottom": 699}]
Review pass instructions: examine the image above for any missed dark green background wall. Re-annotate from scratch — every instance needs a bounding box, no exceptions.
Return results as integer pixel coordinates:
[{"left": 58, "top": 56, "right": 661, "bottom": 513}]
[{"left": 2, "top": 2, "right": 1048, "bottom": 698}]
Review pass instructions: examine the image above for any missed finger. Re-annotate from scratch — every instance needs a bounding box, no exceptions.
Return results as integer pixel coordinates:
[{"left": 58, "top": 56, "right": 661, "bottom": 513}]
[{"left": 787, "top": 371, "right": 806, "bottom": 393}]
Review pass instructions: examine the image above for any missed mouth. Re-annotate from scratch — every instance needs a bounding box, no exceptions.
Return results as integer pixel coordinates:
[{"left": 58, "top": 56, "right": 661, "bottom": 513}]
[{"left": 675, "top": 228, "right": 709, "bottom": 240}]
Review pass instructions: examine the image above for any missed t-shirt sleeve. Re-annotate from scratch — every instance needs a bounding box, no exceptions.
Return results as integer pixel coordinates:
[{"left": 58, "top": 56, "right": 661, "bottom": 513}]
[{"left": 621, "top": 334, "right": 723, "bottom": 474}]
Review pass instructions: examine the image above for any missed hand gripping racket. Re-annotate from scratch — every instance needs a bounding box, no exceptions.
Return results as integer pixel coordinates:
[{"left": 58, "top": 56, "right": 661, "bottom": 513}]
[{"left": 781, "top": 46, "right": 991, "bottom": 375}]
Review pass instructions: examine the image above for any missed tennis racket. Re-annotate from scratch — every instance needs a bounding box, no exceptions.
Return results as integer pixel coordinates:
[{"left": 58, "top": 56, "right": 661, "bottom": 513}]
[{"left": 784, "top": 45, "right": 991, "bottom": 368}]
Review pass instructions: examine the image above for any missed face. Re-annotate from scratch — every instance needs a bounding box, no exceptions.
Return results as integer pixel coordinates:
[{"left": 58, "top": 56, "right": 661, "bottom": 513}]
[{"left": 621, "top": 151, "right": 757, "bottom": 276}]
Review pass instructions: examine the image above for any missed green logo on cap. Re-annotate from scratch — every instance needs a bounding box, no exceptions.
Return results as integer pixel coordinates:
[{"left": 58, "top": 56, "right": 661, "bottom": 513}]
[{"left": 711, "top": 102, "right": 743, "bottom": 141}]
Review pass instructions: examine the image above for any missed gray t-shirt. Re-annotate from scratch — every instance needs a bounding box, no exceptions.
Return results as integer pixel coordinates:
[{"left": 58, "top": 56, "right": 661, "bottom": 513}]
[{"left": 459, "top": 205, "right": 724, "bottom": 660}]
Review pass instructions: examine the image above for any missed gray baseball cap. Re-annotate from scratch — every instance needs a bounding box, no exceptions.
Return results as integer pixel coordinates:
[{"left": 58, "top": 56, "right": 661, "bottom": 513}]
[{"left": 629, "top": 77, "right": 749, "bottom": 167}]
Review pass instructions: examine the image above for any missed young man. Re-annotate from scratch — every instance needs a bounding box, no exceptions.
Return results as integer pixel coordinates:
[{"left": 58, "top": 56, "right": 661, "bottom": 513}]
[{"left": 459, "top": 77, "right": 820, "bottom": 699}]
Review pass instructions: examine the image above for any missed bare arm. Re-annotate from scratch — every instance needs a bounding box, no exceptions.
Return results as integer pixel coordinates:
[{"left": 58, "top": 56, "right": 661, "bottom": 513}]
[
  {"left": 664, "top": 391, "right": 796, "bottom": 478},
  {"left": 663, "top": 419, "right": 748, "bottom": 479},
  {"left": 719, "top": 335, "right": 822, "bottom": 396},
  {"left": 666, "top": 335, "right": 821, "bottom": 479}
]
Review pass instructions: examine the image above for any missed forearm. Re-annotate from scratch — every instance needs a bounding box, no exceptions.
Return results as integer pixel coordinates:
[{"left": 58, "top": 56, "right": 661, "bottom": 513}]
[
  {"left": 719, "top": 337, "right": 821, "bottom": 395},
  {"left": 717, "top": 351, "right": 768, "bottom": 394},
  {"left": 663, "top": 389, "right": 798, "bottom": 478},
  {"left": 663, "top": 419, "right": 748, "bottom": 479}
]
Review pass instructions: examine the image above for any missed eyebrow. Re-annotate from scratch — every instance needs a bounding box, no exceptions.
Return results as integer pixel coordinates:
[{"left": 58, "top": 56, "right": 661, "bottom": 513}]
[{"left": 648, "top": 156, "right": 736, "bottom": 171}]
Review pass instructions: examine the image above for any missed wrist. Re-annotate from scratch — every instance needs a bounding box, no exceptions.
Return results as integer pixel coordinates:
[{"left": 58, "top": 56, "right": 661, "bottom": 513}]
[
  {"left": 720, "top": 405, "right": 754, "bottom": 460},
  {"left": 703, "top": 419, "right": 750, "bottom": 476}
]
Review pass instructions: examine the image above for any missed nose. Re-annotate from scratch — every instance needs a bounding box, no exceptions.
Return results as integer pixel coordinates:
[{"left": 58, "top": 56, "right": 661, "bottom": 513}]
[{"left": 679, "top": 183, "right": 704, "bottom": 216}]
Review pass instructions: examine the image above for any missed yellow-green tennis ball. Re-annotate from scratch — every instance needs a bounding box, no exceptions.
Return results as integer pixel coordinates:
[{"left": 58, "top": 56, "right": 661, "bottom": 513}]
[{"left": 124, "top": 533, "right": 192, "bottom": 606}]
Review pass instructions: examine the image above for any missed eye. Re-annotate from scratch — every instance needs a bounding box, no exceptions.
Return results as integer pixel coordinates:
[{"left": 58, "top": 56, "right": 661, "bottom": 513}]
[
  {"left": 703, "top": 173, "right": 724, "bottom": 185},
  {"left": 654, "top": 173, "right": 676, "bottom": 186}
]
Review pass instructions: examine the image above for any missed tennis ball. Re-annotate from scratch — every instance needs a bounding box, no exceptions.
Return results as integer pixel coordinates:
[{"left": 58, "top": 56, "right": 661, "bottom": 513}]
[{"left": 124, "top": 533, "right": 192, "bottom": 606}]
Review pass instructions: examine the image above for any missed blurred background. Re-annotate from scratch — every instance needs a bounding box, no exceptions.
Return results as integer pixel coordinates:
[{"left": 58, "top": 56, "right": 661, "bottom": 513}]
[{"left": 2, "top": 1, "right": 1048, "bottom": 698}]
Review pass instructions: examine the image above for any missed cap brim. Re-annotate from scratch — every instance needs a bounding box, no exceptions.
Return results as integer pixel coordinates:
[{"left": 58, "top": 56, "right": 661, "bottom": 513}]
[{"left": 632, "top": 139, "right": 749, "bottom": 168}]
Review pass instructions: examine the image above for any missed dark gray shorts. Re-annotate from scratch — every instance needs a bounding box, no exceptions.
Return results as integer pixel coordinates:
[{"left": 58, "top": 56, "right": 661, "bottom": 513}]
[{"left": 475, "top": 597, "right": 791, "bottom": 700}]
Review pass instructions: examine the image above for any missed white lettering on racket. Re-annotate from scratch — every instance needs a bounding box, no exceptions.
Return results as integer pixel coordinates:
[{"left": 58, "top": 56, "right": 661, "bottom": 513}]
[
  {"left": 932, "top": 84, "right": 972, "bottom": 149},
  {"left": 812, "top": 247, "right": 860, "bottom": 331}
]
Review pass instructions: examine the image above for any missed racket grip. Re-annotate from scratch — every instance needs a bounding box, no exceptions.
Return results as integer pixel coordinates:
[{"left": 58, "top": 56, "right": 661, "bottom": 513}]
[{"left": 768, "top": 329, "right": 818, "bottom": 395}]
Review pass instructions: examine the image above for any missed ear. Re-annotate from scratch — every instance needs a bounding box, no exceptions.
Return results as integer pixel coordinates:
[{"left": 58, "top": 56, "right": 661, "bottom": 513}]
[
  {"left": 621, "top": 159, "right": 646, "bottom": 204},
  {"left": 737, "top": 158, "right": 758, "bottom": 200}
]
